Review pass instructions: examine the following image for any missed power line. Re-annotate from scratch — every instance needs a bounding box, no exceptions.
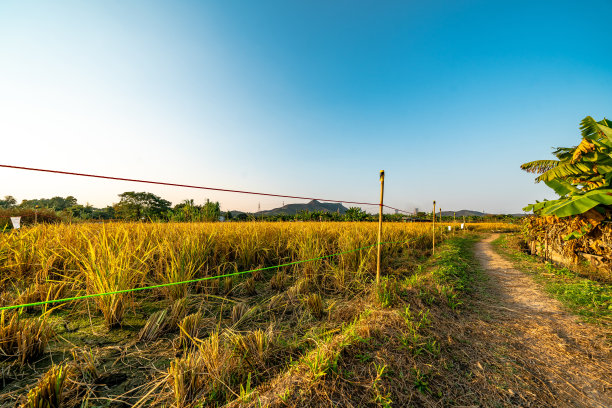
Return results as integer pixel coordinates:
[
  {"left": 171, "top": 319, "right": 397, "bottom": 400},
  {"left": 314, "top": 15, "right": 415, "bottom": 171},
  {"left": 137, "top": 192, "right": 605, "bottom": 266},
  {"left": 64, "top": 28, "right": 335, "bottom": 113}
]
[{"left": 0, "top": 164, "right": 412, "bottom": 214}]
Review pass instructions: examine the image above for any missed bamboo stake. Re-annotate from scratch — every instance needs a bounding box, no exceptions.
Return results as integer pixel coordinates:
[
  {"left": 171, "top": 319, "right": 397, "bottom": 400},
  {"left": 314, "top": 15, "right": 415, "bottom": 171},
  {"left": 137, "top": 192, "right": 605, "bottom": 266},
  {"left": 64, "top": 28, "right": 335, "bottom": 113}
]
[
  {"left": 439, "top": 208, "right": 442, "bottom": 239},
  {"left": 432, "top": 201, "right": 436, "bottom": 255},
  {"left": 545, "top": 230, "right": 549, "bottom": 262},
  {"left": 376, "top": 170, "right": 385, "bottom": 285}
]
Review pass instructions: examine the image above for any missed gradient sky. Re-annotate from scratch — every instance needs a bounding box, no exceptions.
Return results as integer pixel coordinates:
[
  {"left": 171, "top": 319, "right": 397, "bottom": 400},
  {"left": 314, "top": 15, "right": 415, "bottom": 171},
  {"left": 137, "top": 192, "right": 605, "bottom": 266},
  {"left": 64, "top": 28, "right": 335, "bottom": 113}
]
[{"left": 1, "top": 1, "right": 611, "bottom": 214}]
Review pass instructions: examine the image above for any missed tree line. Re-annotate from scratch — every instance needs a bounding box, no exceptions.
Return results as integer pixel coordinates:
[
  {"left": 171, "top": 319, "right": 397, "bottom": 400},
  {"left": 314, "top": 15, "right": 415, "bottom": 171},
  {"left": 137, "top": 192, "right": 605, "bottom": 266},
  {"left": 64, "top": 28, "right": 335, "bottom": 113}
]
[
  {"left": 0, "top": 192, "right": 222, "bottom": 222},
  {"left": 1, "top": 192, "right": 519, "bottom": 225}
]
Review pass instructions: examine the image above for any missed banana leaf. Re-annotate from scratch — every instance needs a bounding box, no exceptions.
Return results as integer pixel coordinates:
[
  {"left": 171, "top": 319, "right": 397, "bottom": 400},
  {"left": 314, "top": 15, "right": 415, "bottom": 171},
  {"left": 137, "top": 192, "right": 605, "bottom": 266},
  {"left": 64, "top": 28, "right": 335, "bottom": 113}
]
[
  {"left": 536, "top": 162, "right": 594, "bottom": 183},
  {"left": 543, "top": 179, "right": 579, "bottom": 196},
  {"left": 581, "top": 116, "right": 612, "bottom": 143},
  {"left": 523, "top": 199, "right": 560, "bottom": 213},
  {"left": 538, "top": 189, "right": 612, "bottom": 217},
  {"left": 563, "top": 224, "right": 594, "bottom": 241}
]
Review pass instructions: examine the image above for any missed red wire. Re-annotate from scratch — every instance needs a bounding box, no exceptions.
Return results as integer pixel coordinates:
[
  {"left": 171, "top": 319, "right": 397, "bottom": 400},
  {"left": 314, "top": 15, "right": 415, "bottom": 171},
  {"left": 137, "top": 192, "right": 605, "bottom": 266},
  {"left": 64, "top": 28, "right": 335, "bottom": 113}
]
[{"left": 0, "top": 164, "right": 413, "bottom": 214}]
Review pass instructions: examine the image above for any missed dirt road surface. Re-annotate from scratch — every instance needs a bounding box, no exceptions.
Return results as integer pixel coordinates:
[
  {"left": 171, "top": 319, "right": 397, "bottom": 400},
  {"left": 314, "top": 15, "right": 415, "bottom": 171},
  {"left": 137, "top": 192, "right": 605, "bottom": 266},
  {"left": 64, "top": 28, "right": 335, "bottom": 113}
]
[{"left": 473, "top": 234, "right": 611, "bottom": 407}]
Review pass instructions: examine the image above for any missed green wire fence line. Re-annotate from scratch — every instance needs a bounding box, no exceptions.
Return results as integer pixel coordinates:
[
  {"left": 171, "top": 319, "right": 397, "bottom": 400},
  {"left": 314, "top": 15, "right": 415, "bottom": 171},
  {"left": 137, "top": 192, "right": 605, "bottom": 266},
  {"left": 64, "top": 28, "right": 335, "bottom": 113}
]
[{"left": 0, "top": 239, "right": 417, "bottom": 312}]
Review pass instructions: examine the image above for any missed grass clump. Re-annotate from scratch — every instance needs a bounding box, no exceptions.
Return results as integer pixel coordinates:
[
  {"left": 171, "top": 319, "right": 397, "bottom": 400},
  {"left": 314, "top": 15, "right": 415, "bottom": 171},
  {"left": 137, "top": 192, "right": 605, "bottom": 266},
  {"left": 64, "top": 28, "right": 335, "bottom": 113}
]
[
  {"left": 230, "top": 328, "right": 274, "bottom": 369},
  {"left": 22, "top": 364, "right": 70, "bottom": 408},
  {"left": 159, "top": 234, "right": 211, "bottom": 301},
  {"left": 69, "top": 227, "right": 151, "bottom": 328},
  {"left": 231, "top": 302, "right": 248, "bottom": 324},
  {"left": 168, "top": 331, "right": 237, "bottom": 406},
  {"left": 139, "top": 298, "right": 188, "bottom": 342},
  {"left": 177, "top": 312, "right": 214, "bottom": 348},
  {"left": 0, "top": 311, "right": 53, "bottom": 365},
  {"left": 303, "top": 293, "right": 325, "bottom": 319}
]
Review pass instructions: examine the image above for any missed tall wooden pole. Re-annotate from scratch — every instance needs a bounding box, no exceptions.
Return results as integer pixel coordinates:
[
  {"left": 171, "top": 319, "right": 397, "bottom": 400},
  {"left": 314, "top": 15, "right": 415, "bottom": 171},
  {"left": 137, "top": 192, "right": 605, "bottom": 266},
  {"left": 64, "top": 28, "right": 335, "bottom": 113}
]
[
  {"left": 432, "top": 200, "right": 436, "bottom": 255},
  {"left": 376, "top": 170, "right": 385, "bottom": 285}
]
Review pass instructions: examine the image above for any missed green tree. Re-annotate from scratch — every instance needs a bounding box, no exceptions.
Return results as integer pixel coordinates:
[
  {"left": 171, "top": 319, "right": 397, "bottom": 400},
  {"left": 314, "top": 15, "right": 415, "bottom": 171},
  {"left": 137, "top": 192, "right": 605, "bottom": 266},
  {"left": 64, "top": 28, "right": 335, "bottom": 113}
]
[
  {"left": 0, "top": 195, "right": 16, "bottom": 208},
  {"left": 114, "top": 191, "right": 171, "bottom": 221},
  {"left": 344, "top": 207, "right": 368, "bottom": 221},
  {"left": 201, "top": 199, "right": 221, "bottom": 221},
  {"left": 18, "top": 196, "right": 78, "bottom": 211}
]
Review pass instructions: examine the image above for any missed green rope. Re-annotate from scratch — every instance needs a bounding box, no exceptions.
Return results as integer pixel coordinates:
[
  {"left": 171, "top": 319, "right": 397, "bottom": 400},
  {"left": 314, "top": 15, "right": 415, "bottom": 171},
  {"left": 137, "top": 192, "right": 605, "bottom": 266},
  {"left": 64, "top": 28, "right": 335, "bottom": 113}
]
[{"left": 0, "top": 239, "right": 414, "bottom": 312}]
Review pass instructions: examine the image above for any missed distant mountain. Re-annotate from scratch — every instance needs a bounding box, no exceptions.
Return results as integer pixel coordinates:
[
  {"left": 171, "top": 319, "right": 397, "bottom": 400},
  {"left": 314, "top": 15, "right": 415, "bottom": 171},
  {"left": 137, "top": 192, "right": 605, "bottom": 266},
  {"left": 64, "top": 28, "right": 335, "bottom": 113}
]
[
  {"left": 230, "top": 200, "right": 349, "bottom": 217},
  {"left": 229, "top": 205, "right": 526, "bottom": 219},
  {"left": 440, "top": 210, "right": 527, "bottom": 217},
  {"left": 258, "top": 200, "right": 349, "bottom": 216},
  {"left": 440, "top": 210, "right": 485, "bottom": 217}
]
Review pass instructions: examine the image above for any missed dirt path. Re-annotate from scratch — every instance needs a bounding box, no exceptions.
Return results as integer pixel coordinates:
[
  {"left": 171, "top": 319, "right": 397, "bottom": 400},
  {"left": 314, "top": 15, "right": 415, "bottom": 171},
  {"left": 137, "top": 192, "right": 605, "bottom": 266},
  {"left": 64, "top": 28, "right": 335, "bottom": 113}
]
[{"left": 473, "top": 234, "right": 612, "bottom": 407}]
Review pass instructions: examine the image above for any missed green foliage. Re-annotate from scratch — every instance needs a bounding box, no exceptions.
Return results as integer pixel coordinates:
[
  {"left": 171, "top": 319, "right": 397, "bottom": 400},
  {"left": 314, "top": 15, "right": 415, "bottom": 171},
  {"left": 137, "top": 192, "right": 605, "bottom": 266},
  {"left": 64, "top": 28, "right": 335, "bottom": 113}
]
[
  {"left": 170, "top": 198, "right": 221, "bottom": 222},
  {"left": 377, "top": 277, "right": 399, "bottom": 308},
  {"left": 344, "top": 207, "right": 369, "bottom": 221},
  {"left": 113, "top": 191, "right": 172, "bottom": 221},
  {"left": 521, "top": 116, "right": 612, "bottom": 217},
  {"left": 371, "top": 363, "right": 392, "bottom": 407},
  {"left": 431, "top": 236, "right": 478, "bottom": 298},
  {"left": 19, "top": 195, "right": 77, "bottom": 211},
  {"left": 412, "top": 368, "right": 432, "bottom": 394},
  {"left": 0, "top": 195, "right": 16, "bottom": 208}
]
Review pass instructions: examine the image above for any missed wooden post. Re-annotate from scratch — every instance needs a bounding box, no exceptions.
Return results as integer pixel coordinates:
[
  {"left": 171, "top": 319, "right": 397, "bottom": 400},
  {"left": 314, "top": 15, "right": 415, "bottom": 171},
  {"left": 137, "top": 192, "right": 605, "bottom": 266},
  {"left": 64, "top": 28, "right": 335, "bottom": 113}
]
[
  {"left": 376, "top": 170, "right": 385, "bottom": 285},
  {"left": 545, "top": 230, "right": 549, "bottom": 262},
  {"left": 439, "top": 208, "right": 442, "bottom": 238},
  {"left": 453, "top": 212, "right": 456, "bottom": 236},
  {"left": 432, "top": 201, "right": 436, "bottom": 255},
  {"left": 35, "top": 205, "right": 38, "bottom": 224}
]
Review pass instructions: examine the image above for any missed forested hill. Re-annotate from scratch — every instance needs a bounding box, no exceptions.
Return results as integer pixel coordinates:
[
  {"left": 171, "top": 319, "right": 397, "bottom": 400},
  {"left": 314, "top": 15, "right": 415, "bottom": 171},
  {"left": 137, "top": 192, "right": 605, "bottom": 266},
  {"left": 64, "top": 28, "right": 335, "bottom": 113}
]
[{"left": 255, "top": 200, "right": 349, "bottom": 216}]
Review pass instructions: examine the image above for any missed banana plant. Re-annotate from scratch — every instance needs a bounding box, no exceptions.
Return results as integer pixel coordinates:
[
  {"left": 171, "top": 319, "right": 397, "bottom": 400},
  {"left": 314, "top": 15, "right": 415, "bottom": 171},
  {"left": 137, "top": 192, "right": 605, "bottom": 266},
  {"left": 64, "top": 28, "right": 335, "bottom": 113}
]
[{"left": 521, "top": 116, "right": 612, "bottom": 218}]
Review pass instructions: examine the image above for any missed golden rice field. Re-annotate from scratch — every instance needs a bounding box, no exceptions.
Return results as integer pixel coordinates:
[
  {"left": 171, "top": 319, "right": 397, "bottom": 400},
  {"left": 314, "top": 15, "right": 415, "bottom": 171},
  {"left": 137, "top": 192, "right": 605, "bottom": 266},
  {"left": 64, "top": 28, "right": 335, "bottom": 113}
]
[{"left": 0, "top": 221, "right": 516, "bottom": 407}]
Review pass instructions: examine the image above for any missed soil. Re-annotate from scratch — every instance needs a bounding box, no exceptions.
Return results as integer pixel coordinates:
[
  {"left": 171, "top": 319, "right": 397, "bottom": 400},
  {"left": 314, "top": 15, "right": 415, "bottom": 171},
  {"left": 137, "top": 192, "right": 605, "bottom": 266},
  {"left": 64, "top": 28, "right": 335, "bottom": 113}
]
[{"left": 474, "top": 234, "right": 612, "bottom": 407}]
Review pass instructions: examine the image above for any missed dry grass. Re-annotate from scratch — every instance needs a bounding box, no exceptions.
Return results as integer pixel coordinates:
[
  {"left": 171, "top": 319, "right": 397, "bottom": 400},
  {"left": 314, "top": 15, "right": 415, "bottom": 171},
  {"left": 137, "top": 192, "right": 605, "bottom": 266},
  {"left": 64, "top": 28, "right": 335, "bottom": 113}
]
[
  {"left": 0, "top": 221, "right": 518, "bottom": 407},
  {"left": 0, "top": 311, "right": 53, "bottom": 365},
  {"left": 303, "top": 293, "right": 325, "bottom": 319},
  {"left": 168, "top": 330, "right": 237, "bottom": 407},
  {"left": 139, "top": 297, "right": 188, "bottom": 342},
  {"left": 22, "top": 363, "right": 69, "bottom": 408}
]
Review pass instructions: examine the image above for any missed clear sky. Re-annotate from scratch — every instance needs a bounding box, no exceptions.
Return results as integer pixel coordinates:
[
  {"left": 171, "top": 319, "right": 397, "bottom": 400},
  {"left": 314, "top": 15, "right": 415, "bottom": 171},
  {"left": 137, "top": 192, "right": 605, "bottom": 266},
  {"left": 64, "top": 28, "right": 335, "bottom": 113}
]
[{"left": 1, "top": 1, "right": 611, "bottom": 214}]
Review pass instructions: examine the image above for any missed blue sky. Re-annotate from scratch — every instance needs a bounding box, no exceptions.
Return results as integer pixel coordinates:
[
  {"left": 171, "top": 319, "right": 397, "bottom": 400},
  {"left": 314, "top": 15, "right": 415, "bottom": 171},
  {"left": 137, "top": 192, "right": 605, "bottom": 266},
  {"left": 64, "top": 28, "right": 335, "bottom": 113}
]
[{"left": 1, "top": 1, "right": 611, "bottom": 213}]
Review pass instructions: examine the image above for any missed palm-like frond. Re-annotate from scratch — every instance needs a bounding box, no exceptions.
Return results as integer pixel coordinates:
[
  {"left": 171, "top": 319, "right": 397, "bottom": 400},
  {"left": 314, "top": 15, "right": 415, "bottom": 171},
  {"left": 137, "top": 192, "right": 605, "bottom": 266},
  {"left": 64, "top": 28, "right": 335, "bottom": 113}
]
[
  {"left": 520, "top": 159, "right": 559, "bottom": 174},
  {"left": 571, "top": 139, "right": 596, "bottom": 163},
  {"left": 551, "top": 147, "right": 575, "bottom": 161},
  {"left": 536, "top": 162, "right": 593, "bottom": 183},
  {"left": 580, "top": 116, "right": 612, "bottom": 144},
  {"left": 524, "top": 116, "right": 612, "bottom": 218}
]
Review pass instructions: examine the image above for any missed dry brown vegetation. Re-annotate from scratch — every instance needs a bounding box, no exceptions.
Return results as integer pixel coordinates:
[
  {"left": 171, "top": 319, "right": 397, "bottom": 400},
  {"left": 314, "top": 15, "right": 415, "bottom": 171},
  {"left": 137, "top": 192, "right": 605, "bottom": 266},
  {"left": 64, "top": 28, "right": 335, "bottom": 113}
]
[
  {"left": 0, "top": 222, "right": 518, "bottom": 407},
  {"left": 524, "top": 214, "right": 612, "bottom": 283}
]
